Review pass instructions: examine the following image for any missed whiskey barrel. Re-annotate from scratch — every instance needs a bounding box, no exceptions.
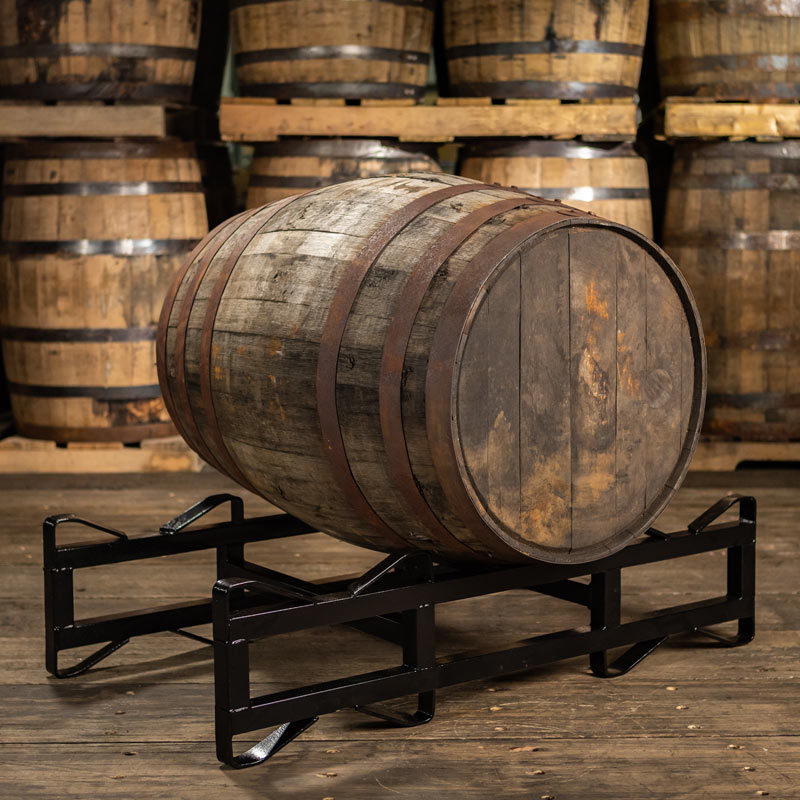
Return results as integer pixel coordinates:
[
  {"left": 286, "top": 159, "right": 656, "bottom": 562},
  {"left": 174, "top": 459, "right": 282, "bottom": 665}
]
[
  {"left": 0, "top": 0, "right": 201, "bottom": 102},
  {"left": 459, "top": 141, "right": 653, "bottom": 237},
  {"left": 664, "top": 141, "right": 800, "bottom": 440},
  {"left": 158, "top": 174, "right": 705, "bottom": 564},
  {"left": 231, "top": 0, "right": 434, "bottom": 99},
  {"left": 246, "top": 139, "right": 441, "bottom": 207},
  {"left": 0, "top": 140, "right": 208, "bottom": 442},
  {"left": 442, "top": 0, "right": 649, "bottom": 99},
  {"left": 656, "top": 0, "right": 800, "bottom": 100}
]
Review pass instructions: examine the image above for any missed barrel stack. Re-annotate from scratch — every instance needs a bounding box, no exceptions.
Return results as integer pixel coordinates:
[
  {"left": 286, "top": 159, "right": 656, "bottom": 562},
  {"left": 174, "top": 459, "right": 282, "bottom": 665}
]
[{"left": 657, "top": 0, "right": 800, "bottom": 460}]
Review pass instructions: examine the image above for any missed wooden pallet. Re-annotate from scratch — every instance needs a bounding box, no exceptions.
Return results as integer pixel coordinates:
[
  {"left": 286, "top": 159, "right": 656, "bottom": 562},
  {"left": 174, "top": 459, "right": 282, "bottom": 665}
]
[
  {"left": 690, "top": 439, "right": 800, "bottom": 471},
  {"left": 662, "top": 97, "right": 800, "bottom": 140},
  {"left": 0, "top": 435, "right": 204, "bottom": 473},
  {"left": 220, "top": 96, "right": 638, "bottom": 143}
]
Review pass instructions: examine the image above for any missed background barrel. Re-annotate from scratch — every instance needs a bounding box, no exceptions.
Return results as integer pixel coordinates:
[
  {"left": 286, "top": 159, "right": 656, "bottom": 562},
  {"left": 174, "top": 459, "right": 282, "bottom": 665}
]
[
  {"left": 158, "top": 173, "right": 704, "bottom": 565},
  {"left": 231, "top": 0, "right": 434, "bottom": 99},
  {"left": 442, "top": 0, "right": 649, "bottom": 99},
  {"left": 0, "top": 140, "right": 208, "bottom": 442},
  {"left": 247, "top": 139, "right": 441, "bottom": 207},
  {"left": 664, "top": 141, "right": 800, "bottom": 441},
  {"left": 656, "top": 0, "right": 800, "bottom": 100},
  {"left": 0, "top": 0, "right": 201, "bottom": 102},
  {"left": 459, "top": 140, "right": 653, "bottom": 237}
]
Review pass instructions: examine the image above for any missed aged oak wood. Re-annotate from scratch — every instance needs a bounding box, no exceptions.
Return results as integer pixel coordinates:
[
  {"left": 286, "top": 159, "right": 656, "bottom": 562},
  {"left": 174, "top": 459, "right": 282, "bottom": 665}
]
[
  {"left": 663, "top": 140, "right": 800, "bottom": 441},
  {"left": 663, "top": 98, "right": 800, "bottom": 139},
  {"left": 656, "top": 0, "right": 800, "bottom": 100},
  {"left": 0, "top": 0, "right": 201, "bottom": 102},
  {"left": 219, "top": 96, "right": 639, "bottom": 142},
  {"left": 159, "top": 173, "right": 705, "bottom": 564},
  {"left": 0, "top": 140, "right": 208, "bottom": 442},
  {"left": 246, "top": 138, "right": 440, "bottom": 207},
  {"left": 230, "top": 0, "right": 434, "bottom": 99},
  {"left": 0, "top": 104, "right": 169, "bottom": 138},
  {"left": 459, "top": 140, "right": 653, "bottom": 237},
  {"left": 443, "top": 0, "right": 649, "bottom": 99}
]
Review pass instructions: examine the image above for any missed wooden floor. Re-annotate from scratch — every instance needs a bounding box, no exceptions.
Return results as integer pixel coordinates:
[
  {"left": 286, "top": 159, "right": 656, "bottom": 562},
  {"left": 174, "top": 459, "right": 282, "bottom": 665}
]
[{"left": 1, "top": 470, "right": 798, "bottom": 799}]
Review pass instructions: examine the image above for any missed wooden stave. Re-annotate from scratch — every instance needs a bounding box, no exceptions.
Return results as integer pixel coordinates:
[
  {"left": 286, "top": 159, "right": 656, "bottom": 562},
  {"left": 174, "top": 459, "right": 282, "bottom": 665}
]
[
  {"left": 442, "top": 0, "right": 648, "bottom": 99},
  {"left": 159, "top": 173, "right": 705, "bottom": 564},
  {"left": 231, "top": 0, "right": 434, "bottom": 99},
  {"left": 663, "top": 141, "right": 800, "bottom": 441},
  {"left": 458, "top": 140, "right": 653, "bottom": 238},
  {"left": 246, "top": 139, "right": 441, "bottom": 207},
  {"left": 0, "top": 140, "right": 208, "bottom": 442},
  {"left": 655, "top": 0, "right": 800, "bottom": 99},
  {"left": 0, "top": 0, "right": 201, "bottom": 102}
]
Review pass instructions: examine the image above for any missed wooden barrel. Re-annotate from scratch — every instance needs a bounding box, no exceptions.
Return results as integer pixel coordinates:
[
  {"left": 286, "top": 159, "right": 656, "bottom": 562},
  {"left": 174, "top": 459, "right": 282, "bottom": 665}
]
[
  {"left": 663, "top": 141, "right": 800, "bottom": 441},
  {"left": 459, "top": 141, "right": 653, "bottom": 237},
  {"left": 230, "top": 0, "right": 434, "bottom": 99},
  {"left": 0, "top": 0, "right": 201, "bottom": 102},
  {"left": 158, "top": 173, "right": 705, "bottom": 564},
  {"left": 442, "top": 0, "right": 649, "bottom": 99},
  {"left": 247, "top": 139, "right": 441, "bottom": 207},
  {"left": 656, "top": 0, "right": 800, "bottom": 100},
  {"left": 0, "top": 140, "right": 208, "bottom": 442}
]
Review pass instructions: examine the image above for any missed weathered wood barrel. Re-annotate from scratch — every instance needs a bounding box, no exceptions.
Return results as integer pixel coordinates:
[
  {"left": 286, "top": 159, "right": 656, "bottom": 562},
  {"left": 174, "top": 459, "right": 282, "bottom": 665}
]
[
  {"left": 656, "top": 0, "right": 800, "bottom": 99},
  {"left": 442, "top": 0, "right": 649, "bottom": 98},
  {"left": 664, "top": 141, "right": 800, "bottom": 440},
  {"left": 247, "top": 139, "right": 441, "bottom": 207},
  {"left": 0, "top": 0, "right": 201, "bottom": 102},
  {"left": 459, "top": 140, "right": 653, "bottom": 237},
  {"left": 158, "top": 173, "right": 705, "bottom": 564},
  {"left": 231, "top": 0, "right": 434, "bottom": 99},
  {"left": 0, "top": 140, "right": 208, "bottom": 442}
]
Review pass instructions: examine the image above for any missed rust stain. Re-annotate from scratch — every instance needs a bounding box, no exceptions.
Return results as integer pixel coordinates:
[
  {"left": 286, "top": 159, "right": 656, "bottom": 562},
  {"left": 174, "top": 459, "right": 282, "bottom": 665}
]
[
  {"left": 266, "top": 337, "right": 283, "bottom": 357},
  {"left": 269, "top": 374, "right": 287, "bottom": 422},
  {"left": 585, "top": 281, "right": 609, "bottom": 319},
  {"left": 214, "top": 365, "right": 223, "bottom": 380},
  {"left": 578, "top": 348, "right": 609, "bottom": 401}
]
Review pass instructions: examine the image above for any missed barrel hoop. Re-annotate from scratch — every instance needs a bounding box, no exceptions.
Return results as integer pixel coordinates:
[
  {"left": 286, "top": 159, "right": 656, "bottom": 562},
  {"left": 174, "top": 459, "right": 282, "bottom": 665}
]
[
  {"left": 199, "top": 196, "right": 306, "bottom": 494},
  {"left": 318, "top": 182, "right": 499, "bottom": 551},
  {"left": 2, "top": 181, "right": 204, "bottom": 197},
  {"left": 660, "top": 53, "right": 800, "bottom": 73},
  {"left": 16, "top": 421, "right": 176, "bottom": 443},
  {"left": 156, "top": 213, "right": 250, "bottom": 466},
  {"left": 461, "top": 140, "right": 637, "bottom": 159},
  {"left": 665, "top": 230, "right": 800, "bottom": 250},
  {"left": 517, "top": 187, "right": 649, "bottom": 201},
  {"left": 0, "top": 43, "right": 198, "bottom": 60},
  {"left": 172, "top": 210, "right": 263, "bottom": 475},
  {"left": 6, "top": 140, "right": 198, "bottom": 160},
  {"left": 7, "top": 381, "right": 162, "bottom": 400},
  {"left": 0, "top": 326, "right": 156, "bottom": 343},
  {"left": 656, "top": 0, "right": 800, "bottom": 22},
  {"left": 231, "top": 0, "right": 435, "bottom": 10},
  {"left": 0, "top": 83, "right": 192, "bottom": 101},
  {"left": 254, "top": 139, "right": 438, "bottom": 158},
  {"left": 669, "top": 173, "right": 800, "bottom": 191},
  {"left": 239, "top": 81, "right": 425, "bottom": 99},
  {"left": 706, "top": 329, "right": 800, "bottom": 350},
  {"left": 449, "top": 80, "right": 635, "bottom": 98},
  {"left": 706, "top": 392, "right": 800, "bottom": 410},
  {"left": 379, "top": 194, "right": 543, "bottom": 559},
  {"left": 0, "top": 239, "right": 200, "bottom": 256},
  {"left": 446, "top": 40, "right": 644, "bottom": 59},
  {"left": 235, "top": 45, "right": 429, "bottom": 66}
]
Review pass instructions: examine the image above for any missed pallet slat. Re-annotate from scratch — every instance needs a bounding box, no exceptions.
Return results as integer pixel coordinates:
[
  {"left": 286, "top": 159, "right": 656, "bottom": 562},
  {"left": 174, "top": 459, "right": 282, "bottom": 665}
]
[
  {"left": 0, "top": 104, "right": 169, "bottom": 138},
  {"left": 690, "top": 440, "right": 800, "bottom": 471},
  {"left": 664, "top": 98, "right": 800, "bottom": 139}
]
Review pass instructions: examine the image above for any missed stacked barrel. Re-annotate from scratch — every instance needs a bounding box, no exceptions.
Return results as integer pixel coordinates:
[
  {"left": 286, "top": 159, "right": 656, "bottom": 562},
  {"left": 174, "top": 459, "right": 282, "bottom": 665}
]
[
  {"left": 657, "top": 1, "right": 800, "bottom": 443},
  {"left": 0, "top": 0, "right": 215, "bottom": 443}
]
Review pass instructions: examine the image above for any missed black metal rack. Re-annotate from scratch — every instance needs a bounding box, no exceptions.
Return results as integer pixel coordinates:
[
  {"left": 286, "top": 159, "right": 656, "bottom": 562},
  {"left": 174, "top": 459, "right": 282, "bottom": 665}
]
[{"left": 43, "top": 493, "right": 756, "bottom": 769}]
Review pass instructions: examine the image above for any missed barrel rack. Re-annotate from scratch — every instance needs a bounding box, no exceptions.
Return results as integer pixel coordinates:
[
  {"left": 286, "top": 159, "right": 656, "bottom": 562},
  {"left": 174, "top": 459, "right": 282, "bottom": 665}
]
[{"left": 43, "top": 492, "right": 756, "bottom": 769}]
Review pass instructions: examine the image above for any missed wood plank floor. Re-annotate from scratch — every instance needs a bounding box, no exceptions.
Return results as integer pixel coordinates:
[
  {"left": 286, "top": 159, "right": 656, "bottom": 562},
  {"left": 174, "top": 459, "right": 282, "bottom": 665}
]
[{"left": 0, "top": 470, "right": 798, "bottom": 799}]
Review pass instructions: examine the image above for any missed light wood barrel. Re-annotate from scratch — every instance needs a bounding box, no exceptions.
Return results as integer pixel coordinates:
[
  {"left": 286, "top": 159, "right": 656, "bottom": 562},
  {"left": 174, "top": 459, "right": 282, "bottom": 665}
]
[
  {"left": 246, "top": 139, "right": 441, "bottom": 207},
  {"left": 0, "top": 0, "right": 200, "bottom": 102},
  {"left": 0, "top": 141, "right": 208, "bottom": 442},
  {"left": 656, "top": 0, "right": 800, "bottom": 100},
  {"left": 664, "top": 141, "right": 800, "bottom": 440},
  {"left": 442, "top": 0, "right": 649, "bottom": 99},
  {"left": 158, "top": 173, "right": 705, "bottom": 564},
  {"left": 459, "top": 141, "right": 653, "bottom": 237},
  {"left": 231, "top": 0, "right": 434, "bottom": 99}
]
